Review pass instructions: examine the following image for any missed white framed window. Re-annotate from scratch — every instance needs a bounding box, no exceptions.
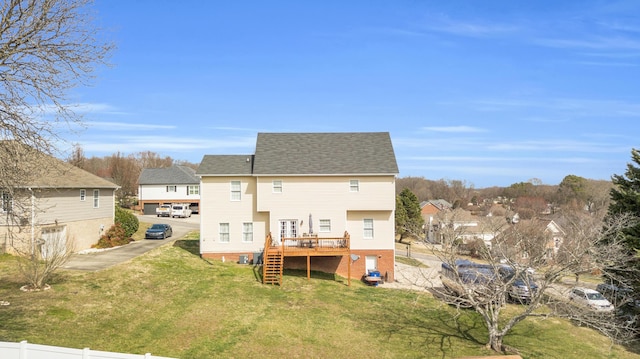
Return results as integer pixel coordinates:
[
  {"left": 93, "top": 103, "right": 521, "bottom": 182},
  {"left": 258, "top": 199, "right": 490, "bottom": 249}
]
[
  {"left": 230, "top": 181, "right": 241, "bottom": 201},
  {"left": 80, "top": 189, "right": 86, "bottom": 201},
  {"left": 242, "top": 222, "right": 253, "bottom": 242},
  {"left": 187, "top": 185, "right": 199, "bottom": 195},
  {"left": 1, "top": 191, "right": 12, "bottom": 213},
  {"left": 350, "top": 179, "right": 359, "bottom": 192},
  {"left": 166, "top": 185, "right": 177, "bottom": 192},
  {"left": 363, "top": 218, "right": 374, "bottom": 239},
  {"left": 279, "top": 220, "right": 298, "bottom": 241},
  {"left": 93, "top": 189, "right": 100, "bottom": 208},
  {"left": 272, "top": 180, "right": 283, "bottom": 193},
  {"left": 219, "top": 223, "right": 230, "bottom": 242},
  {"left": 319, "top": 219, "right": 331, "bottom": 233}
]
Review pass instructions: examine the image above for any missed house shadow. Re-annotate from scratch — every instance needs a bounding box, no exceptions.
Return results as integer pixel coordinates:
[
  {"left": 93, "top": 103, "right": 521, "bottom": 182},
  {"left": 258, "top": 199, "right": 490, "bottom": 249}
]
[
  {"left": 173, "top": 239, "right": 200, "bottom": 256},
  {"left": 251, "top": 266, "right": 345, "bottom": 285}
]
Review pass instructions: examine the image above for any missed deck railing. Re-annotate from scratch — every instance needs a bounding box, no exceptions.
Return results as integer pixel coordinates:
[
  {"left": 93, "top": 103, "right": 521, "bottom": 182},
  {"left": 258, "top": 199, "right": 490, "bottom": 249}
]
[{"left": 265, "top": 231, "right": 350, "bottom": 254}]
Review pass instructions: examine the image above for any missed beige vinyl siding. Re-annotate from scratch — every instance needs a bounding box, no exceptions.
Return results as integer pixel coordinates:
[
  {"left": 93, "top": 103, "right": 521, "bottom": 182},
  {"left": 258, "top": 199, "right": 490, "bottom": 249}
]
[
  {"left": 347, "top": 211, "right": 395, "bottom": 250},
  {"left": 37, "top": 188, "right": 115, "bottom": 223},
  {"left": 199, "top": 176, "right": 267, "bottom": 254},
  {"left": 256, "top": 176, "right": 395, "bottom": 212},
  {"left": 199, "top": 174, "right": 396, "bottom": 255}
]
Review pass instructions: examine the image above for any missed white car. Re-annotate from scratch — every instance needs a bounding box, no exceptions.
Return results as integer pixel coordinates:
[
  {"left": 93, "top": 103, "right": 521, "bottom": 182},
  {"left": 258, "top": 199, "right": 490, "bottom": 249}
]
[{"left": 568, "top": 287, "right": 614, "bottom": 312}]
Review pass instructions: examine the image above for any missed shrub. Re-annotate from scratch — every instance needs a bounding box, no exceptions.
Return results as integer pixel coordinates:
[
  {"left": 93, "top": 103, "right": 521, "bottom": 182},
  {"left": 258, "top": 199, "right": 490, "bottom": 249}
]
[
  {"left": 115, "top": 206, "right": 139, "bottom": 238},
  {"left": 93, "top": 223, "right": 133, "bottom": 249}
]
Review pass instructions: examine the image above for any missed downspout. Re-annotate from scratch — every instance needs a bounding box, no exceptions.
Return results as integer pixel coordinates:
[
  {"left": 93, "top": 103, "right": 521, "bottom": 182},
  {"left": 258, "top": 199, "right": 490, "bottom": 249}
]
[{"left": 28, "top": 187, "right": 34, "bottom": 257}]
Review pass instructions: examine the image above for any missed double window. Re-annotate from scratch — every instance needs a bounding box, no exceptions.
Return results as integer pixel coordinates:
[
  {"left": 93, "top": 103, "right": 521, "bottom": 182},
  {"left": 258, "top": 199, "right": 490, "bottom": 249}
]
[
  {"left": 187, "top": 185, "right": 199, "bottom": 195},
  {"left": 218, "top": 222, "right": 253, "bottom": 243}
]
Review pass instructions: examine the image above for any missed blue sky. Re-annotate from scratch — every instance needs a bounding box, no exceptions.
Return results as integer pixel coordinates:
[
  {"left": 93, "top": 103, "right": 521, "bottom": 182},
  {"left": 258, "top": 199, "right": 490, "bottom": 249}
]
[{"left": 64, "top": 0, "right": 640, "bottom": 188}]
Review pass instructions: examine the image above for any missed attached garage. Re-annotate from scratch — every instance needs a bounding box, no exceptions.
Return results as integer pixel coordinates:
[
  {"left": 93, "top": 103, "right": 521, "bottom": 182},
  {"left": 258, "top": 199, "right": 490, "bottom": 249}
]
[{"left": 143, "top": 202, "right": 160, "bottom": 215}]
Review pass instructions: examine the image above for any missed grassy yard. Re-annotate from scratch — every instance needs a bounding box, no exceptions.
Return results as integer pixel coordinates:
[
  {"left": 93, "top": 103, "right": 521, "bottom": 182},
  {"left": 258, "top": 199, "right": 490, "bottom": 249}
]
[{"left": 0, "top": 237, "right": 638, "bottom": 359}]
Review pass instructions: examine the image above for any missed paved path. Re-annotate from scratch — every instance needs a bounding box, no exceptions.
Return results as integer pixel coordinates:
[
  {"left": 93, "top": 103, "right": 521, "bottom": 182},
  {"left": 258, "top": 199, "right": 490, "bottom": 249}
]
[{"left": 62, "top": 214, "right": 199, "bottom": 271}]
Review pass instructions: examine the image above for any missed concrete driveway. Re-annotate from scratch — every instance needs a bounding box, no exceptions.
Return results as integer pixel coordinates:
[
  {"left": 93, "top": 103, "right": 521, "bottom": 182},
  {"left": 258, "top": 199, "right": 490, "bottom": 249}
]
[{"left": 62, "top": 214, "right": 200, "bottom": 271}]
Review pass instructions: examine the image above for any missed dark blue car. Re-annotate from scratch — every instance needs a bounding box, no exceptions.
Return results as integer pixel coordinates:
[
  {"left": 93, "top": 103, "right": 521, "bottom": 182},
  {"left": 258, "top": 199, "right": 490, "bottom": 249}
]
[{"left": 145, "top": 224, "right": 173, "bottom": 239}]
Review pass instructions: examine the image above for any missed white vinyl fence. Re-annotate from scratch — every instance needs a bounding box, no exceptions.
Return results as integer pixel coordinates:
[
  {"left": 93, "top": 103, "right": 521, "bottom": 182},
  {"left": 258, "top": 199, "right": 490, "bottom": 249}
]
[{"left": 0, "top": 341, "right": 177, "bottom": 359}]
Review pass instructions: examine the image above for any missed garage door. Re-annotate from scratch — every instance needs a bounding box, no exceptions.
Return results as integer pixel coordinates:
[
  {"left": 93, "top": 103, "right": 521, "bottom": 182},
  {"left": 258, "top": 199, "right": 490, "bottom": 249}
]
[{"left": 143, "top": 203, "right": 159, "bottom": 215}]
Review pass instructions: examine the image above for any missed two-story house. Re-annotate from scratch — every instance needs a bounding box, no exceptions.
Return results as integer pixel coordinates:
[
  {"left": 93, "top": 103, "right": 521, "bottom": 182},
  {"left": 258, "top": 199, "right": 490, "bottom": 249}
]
[
  {"left": 196, "top": 132, "right": 399, "bottom": 285},
  {"left": 0, "top": 143, "right": 119, "bottom": 254},
  {"left": 138, "top": 165, "right": 200, "bottom": 215}
]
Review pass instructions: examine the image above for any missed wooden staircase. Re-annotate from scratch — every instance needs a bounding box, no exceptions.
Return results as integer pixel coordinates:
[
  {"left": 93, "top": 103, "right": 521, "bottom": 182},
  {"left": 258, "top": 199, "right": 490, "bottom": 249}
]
[{"left": 263, "top": 233, "right": 283, "bottom": 285}]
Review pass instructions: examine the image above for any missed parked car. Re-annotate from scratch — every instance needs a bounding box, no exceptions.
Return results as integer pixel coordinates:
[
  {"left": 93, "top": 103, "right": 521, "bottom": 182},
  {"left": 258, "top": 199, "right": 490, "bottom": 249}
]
[
  {"left": 145, "top": 224, "right": 173, "bottom": 239},
  {"left": 568, "top": 287, "right": 614, "bottom": 312},
  {"left": 171, "top": 203, "right": 192, "bottom": 218},
  {"left": 499, "top": 266, "right": 538, "bottom": 303},
  {"left": 596, "top": 282, "right": 633, "bottom": 304},
  {"left": 156, "top": 204, "right": 172, "bottom": 217}
]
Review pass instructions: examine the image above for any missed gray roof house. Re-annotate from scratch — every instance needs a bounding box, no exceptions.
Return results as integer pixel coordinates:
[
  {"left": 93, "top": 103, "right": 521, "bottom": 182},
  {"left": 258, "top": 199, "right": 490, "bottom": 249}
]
[
  {"left": 138, "top": 165, "right": 201, "bottom": 215},
  {"left": 0, "top": 143, "right": 120, "bottom": 254},
  {"left": 196, "top": 132, "right": 399, "bottom": 285}
]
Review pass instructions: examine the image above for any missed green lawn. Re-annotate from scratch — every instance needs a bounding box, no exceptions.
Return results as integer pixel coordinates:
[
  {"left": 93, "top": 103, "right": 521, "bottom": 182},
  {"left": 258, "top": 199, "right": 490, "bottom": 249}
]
[{"left": 0, "top": 237, "right": 638, "bottom": 359}]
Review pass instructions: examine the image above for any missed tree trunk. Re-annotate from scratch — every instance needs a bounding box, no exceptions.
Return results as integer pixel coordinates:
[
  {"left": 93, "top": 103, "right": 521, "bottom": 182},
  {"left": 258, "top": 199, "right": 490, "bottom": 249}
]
[{"left": 487, "top": 328, "right": 504, "bottom": 352}]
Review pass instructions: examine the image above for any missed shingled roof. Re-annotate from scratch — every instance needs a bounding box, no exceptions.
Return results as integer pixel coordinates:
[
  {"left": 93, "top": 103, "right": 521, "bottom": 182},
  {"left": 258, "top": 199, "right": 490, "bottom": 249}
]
[
  {"left": 196, "top": 155, "right": 254, "bottom": 176},
  {"left": 139, "top": 165, "right": 199, "bottom": 185},
  {"left": 0, "top": 142, "right": 118, "bottom": 189},
  {"left": 197, "top": 132, "right": 399, "bottom": 176}
]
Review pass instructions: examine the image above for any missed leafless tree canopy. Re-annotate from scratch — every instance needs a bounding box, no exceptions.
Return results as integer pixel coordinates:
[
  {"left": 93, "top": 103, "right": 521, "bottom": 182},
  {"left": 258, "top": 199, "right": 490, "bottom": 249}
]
[
  {"left": 0, "top": 0, "right": 112, "bottom": 289},
  {"left": 427, "top": 211, "right": 639, "bottom": 353},
  {"left": 0, "top": 0, "right": 113, "bottom": 157}
]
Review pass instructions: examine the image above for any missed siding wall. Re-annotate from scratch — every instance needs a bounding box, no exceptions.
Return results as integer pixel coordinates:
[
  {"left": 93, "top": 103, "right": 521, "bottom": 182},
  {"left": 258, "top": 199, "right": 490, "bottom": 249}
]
[
  {"left": 199, "top": 176, "right": 268, "bottom": 255},
  {"left": 199, "top": 175, "right": 396, "bottom": 256},
  {"left": 0, "top": 188, "right": 115, "bottom": 253},
  {"left": 138, "top": 184, "right": 200, "bottom": 202},
  {"left": 38, "top": 188, "right": 115, "bottom": 223}
]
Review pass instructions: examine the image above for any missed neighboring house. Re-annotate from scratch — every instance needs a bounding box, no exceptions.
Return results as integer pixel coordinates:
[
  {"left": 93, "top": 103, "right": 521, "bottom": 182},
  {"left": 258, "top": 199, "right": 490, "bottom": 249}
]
[
  {"left": 138, "top": 166, "right": 200, "bottom": 215},
  {"left": 0, "top": 144, "right": 119, "bottom": 254},
  {"left": 438, "top": 208, "right": 507, "bottom": 248},
  {"left": 420, "top": 199, "right": 452, "bottom": 242},
  {"left": 196, "top": 132, "right": 399, "bottom": 284},
  {"left": 493, "top": 217, "right": 565, "bottom": 263}
]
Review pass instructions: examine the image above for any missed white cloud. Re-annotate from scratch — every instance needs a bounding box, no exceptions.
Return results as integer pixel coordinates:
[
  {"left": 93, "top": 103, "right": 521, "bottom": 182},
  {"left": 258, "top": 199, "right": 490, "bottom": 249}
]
[
  {"left": 424, "top": 17, "right": 518, "bottom": 38},
  {"left": 421, "top": 126, "right": 487, "bottom": 133},
  {"left": 86, "top": 121, "right": 176, "bottom": 130}
]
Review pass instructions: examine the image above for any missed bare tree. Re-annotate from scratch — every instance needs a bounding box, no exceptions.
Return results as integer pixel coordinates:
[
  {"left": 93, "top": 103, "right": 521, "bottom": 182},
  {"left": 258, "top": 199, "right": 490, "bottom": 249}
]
[
  {"left": 136, "top": 151, "right": 174, "bottom": 169},
  {"left": 0, "top": 0, "right": 112, "bottom": 288},
  {"left": 108, "top": 151, "right": 140, "bottom": 205},
  {"left": 14, "top": 225, "right": 75, "bottom": 290},
  {"left": 428, "top": 211, "right": 639, "bottom": 353},
  {"left": 0, "top": 0, "right": 113, "bottom": 157}
]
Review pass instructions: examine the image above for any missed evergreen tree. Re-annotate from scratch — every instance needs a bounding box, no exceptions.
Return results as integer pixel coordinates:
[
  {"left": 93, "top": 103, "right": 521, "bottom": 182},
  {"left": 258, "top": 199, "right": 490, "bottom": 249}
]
[
  {"left": 395, "top": 188, "right": 424, "bottom": 241},
  {"left": 605, "top": 148, "right": 640, "bottom": 307}
]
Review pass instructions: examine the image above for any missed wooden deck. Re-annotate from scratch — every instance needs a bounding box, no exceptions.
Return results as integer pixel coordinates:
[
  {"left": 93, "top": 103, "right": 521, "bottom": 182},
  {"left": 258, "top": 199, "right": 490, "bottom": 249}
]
[{"left": 262, "top": 232, "right": 352, "bottom": 285}]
